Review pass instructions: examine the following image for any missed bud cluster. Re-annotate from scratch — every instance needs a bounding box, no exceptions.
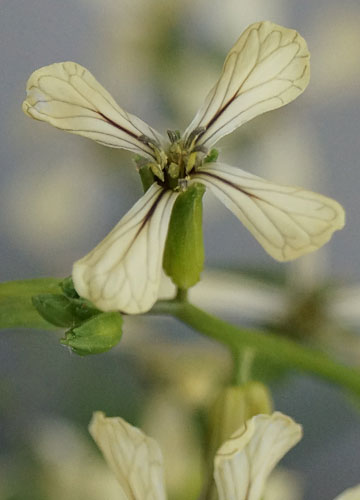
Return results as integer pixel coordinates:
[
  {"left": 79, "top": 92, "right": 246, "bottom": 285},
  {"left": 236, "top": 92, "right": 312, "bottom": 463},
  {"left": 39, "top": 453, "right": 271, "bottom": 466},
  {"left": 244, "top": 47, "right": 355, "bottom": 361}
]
[{"left": 32, "top": 277, "right": 123, "bottom": 355}]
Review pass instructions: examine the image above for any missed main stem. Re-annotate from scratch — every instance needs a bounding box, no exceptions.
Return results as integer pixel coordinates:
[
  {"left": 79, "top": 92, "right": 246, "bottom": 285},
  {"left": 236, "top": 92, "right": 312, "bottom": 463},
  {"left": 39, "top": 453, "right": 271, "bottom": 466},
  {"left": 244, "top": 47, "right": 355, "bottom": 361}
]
[{"left": 151, "top": 299, "right": 360, "bottom": 396}]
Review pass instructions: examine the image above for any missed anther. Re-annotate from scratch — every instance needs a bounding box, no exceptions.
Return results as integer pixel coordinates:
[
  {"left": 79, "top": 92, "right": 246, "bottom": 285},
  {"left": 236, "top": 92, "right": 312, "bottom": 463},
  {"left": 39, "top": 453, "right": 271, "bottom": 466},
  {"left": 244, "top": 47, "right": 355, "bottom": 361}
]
[
  {"left": 185, "top": 127, "right": 206, "bottom": 148},
  {"left": 167, "top": 130, "right": 181, "bottom": 143},
  {"left": 192, "top": 145, "right": 208, "bottom": 154},
  {"left": 138, "top": 135, "right": 159, "bottom": 148}
]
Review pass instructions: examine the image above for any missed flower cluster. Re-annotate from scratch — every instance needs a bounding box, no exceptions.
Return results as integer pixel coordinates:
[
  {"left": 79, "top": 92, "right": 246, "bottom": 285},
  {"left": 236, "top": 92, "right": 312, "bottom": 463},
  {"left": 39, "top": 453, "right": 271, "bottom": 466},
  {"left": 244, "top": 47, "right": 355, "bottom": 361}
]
[{"left": 23, "top": 21, "right": 345, "bottom": 314}]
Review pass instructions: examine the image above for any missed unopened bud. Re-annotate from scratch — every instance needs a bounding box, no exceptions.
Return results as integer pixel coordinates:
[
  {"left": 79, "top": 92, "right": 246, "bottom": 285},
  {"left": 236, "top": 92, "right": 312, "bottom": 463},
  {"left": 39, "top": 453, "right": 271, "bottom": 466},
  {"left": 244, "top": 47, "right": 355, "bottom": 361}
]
[
  {"left": 32, "top": 293, "right": 100, "bottom": 328},
  {"left": 208, "top": 382, "right": 272, "bottom": 464},
  {"left": 203, "top": 382, "right": 272, "bottom": 500},
  {"left": 61, "top": 312, "right": 123, "bottom": 356}
]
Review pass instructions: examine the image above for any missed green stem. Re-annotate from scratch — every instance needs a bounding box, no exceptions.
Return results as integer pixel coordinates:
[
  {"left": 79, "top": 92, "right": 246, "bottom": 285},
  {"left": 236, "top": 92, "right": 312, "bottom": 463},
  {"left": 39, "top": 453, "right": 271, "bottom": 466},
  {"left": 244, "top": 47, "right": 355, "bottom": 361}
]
[
  {"left": 176, "top": 287, "right": 188, "bottom": 302},
  {"left": 2, "top": 278, "right": 360, "bottom": 398},
  {"left": 0, "top": 278, "right": 61, "bottom": 329},
  {"left": 235, "top": 347, "right": 255, "bottom": 385},
  {"left": 151, "top": 300, "right": 360, "bottom": 397}
]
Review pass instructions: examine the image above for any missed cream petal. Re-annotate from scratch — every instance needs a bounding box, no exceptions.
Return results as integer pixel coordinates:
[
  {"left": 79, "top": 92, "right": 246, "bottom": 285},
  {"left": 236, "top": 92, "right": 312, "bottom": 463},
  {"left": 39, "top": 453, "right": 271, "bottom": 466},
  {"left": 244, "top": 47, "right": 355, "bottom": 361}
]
[
  {"left": 334, "top": 485, "right": 360, "bottom": 500},
  {"left": 192, "top": 163, "right": 345, "bottom": 261},
  {"left": 73, "top": 183, "right": 178, "bottom": 314},
  {"left": 23, "top": 61, "right": 164, "bottom": 159},
  {"left": 214, "top": 412, "right": 302, "bottom": 500},
  {"left": 184, "top": 21, "right": 310, "bottom": 149},
  {"left": 89, "top": 412, "right": 167, "bottom": 500}
]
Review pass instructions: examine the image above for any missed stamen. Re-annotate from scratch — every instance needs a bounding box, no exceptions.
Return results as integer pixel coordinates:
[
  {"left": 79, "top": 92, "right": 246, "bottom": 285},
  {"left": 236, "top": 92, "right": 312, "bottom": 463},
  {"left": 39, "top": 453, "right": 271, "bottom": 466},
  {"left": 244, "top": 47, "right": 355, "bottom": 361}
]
[
  {"left": 138, "top": 135, "right": 160, "bottom": 148},
  {"left": 192, "top": 145, "right": 208, "bottom": 154},
  {"left": 185, "top": 126, "right": 206, "bottom": 148},
  {"left": 167, "top": 130, "right": 181, "bottom": 143}
]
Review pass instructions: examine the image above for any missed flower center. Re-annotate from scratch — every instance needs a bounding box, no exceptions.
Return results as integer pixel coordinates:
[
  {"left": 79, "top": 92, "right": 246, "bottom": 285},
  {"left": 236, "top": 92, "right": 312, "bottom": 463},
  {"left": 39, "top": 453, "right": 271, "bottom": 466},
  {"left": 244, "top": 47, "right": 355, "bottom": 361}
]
[{"left": 136, "top": 128, "right": 208, "bottom": 191}]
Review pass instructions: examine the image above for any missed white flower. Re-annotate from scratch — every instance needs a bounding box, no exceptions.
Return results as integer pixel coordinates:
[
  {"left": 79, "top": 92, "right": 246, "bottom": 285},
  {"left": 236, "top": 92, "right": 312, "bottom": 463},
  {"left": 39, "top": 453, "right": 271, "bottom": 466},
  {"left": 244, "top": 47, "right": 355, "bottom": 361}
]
[
  {"left": 23, "top": 21, "right": 345, "bottom": 314},
  {"left": 89, "top": 411, "right": 360, "bottom": 500}
]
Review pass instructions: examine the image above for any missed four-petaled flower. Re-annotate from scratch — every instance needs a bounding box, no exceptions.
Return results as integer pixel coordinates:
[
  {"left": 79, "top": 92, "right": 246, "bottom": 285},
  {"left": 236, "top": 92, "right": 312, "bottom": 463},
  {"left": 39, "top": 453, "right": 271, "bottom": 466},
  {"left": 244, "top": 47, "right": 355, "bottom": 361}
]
[
  {"left": 23, "top": 21, "right": 345, "bottom": 314},
  {"left": 89, "top": 411, "right": 360, "bottom": 500}
]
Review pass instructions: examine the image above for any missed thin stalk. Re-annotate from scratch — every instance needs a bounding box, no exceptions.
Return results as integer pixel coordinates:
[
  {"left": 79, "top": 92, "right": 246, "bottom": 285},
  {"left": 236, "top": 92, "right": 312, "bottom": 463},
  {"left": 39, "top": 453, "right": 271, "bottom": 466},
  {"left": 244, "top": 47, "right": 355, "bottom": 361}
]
[
  {"left": 151, "top": 300, "right": 360, "bottom": 397},
  {"left": 176, "top": 288, "right": 188, "bottom": 302}
]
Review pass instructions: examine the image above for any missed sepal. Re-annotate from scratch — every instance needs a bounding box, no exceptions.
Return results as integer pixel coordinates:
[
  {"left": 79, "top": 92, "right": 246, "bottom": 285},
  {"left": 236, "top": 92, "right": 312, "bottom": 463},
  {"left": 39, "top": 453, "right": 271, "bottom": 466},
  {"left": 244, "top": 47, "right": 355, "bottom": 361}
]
[
  {"left": 32, "top": 293, "right": 99, "bottom": 328},
  {"left": 61, "top": 276, "right": 80, "bottom": 298},
  {"left": 163, "top": 183, "right": 206, "bottom": 289},
  {"left": 208, "top": 382, "right": 273, "bottom": 457},
  {"left": 61, "top": 312, "right": 123, "bottom": 356}
]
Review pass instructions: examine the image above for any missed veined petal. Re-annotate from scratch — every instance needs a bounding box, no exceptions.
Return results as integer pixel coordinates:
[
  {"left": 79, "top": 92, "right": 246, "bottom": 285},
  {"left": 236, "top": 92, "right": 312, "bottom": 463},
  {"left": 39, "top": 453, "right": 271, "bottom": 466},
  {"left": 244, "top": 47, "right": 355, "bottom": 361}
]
[
  {"left": 192, "top": 163, "right": 345, "bottom": 261},
  {"left": 23, "top": 61, "right": 164, "bottom": 159},
  {"left": 72, "top": 183, "right": 178, "bottom": 314},
  {"left": 214, "top": 412, "right": 302, "bottom": 500},
  {"left": 89, "top": 412, "right": 167, "bottom": 500},
  {"left": 334, "top": 485, "right": 360, "bottom": 500},
  {"left": 184, "top": 21, "right": 310, "bottom": 149}
]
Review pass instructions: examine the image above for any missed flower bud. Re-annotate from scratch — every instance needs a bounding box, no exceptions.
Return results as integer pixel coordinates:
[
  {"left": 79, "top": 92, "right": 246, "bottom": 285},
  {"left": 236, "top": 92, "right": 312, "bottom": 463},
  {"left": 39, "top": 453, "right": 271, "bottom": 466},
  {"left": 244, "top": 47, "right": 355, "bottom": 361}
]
[
  {"left": 60, "top": 312, "right": 123, "bottom": 356},
  {"left": 207, "top": 382, "right": 272, "bottom": 464},
  {"left": 163, "top": 182, "right": 205, "bottom": 289},
  {"left": 32, "top": 293, "right": 100, "bottom": 328},
  {"left": 202, "top": 382, "right": 272, "bottom": 500}
]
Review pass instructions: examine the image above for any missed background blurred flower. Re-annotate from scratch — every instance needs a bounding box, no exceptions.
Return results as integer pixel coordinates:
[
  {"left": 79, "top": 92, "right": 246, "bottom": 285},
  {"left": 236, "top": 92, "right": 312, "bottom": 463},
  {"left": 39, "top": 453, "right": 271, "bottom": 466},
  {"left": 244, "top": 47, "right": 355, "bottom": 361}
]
[{"left": 0, "top": 417, "right": 122, "bottom": 500}]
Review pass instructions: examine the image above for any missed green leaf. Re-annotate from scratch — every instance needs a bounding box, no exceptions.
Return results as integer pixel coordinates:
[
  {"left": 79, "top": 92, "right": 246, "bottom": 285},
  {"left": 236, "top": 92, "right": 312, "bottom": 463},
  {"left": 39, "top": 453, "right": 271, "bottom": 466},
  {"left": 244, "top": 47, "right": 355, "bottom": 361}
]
[
  {"left": 61, "top": 312, "right": 123, "bottom": 356},
  {"left": 0, "top": 278, "right": 62, "bottom": 329},
  {"left": 163, "top": 183, "right": 205, "bottom": 289}
]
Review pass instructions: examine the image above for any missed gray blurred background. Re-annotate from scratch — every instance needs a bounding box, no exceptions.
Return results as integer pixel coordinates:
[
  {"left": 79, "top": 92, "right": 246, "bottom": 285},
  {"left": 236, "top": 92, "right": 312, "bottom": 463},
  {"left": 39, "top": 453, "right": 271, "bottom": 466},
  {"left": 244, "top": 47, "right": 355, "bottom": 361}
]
[{"left": 0, "top": 0, "right": 360, "bottom": 499}]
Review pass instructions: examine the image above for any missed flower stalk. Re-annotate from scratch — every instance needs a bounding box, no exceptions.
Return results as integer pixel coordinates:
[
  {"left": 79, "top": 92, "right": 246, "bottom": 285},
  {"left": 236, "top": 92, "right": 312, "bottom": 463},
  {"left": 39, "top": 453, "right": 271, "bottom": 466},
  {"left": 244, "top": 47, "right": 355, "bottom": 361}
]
[{"left": 150, "top": 299, "right": 360, "bottom": 397}]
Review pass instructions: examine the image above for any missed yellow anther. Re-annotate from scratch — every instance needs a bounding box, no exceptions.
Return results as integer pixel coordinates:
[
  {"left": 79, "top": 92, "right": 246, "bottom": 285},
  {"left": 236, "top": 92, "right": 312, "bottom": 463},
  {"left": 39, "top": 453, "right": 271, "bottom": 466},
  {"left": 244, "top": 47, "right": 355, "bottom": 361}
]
[
  {"left": 186, "top": 151, "right": 197, "bottom": 174},
  {"left": 149, "top": 163, "right": 165, "bottom": 182},
  {"left": 168, "top": 162, "right": 180, "bottom": 179}
]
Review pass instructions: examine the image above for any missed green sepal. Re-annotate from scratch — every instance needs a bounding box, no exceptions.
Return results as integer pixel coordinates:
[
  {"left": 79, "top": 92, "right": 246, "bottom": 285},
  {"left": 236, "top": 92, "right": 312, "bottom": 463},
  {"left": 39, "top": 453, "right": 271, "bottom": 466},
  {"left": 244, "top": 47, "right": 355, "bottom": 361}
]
[
  {"left": 60, "top": 312, "right": 123, "bottom": 356},
  {"left": 60, "top": 276, "right": 79, "bottom": 299},
  {"left": 204, "top": 148, "right": 219, "bottom": 163},
  {"left": 32, "top": 294, "right": 100, "bottom": 328},
  {"left": 202, "top": 381, "right": 272, "bottom": 498},
  {"left": 208, "top": 382, "right": 273, "bottom": 454},
  {"left": 163, "top": 182, "right": 205, "bottom": 289},
  {"left": 138, "top": 164, "right": 155, "bottom": 192}
]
